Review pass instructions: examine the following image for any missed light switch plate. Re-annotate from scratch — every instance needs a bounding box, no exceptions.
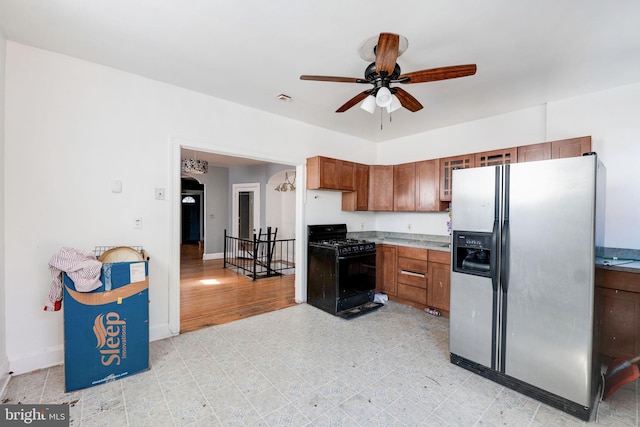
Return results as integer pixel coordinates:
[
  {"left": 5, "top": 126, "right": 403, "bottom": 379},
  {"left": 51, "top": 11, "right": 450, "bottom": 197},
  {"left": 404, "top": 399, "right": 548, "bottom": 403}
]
[{"left": 111, "top": 180, "right": 122, "bottom": 193}]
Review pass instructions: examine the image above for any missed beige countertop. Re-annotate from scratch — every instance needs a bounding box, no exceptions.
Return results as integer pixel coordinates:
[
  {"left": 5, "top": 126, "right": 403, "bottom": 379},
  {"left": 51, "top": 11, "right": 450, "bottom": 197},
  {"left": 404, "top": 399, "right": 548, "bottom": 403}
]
[
  {"left": 347, "top": 231, "right": 451, "bottom": 252},
  {"left": 596, "top": 258, "right": 640, "bottom": 273},
  {"left": 371, "top": 237, "right": 451, "bottom": 252}
]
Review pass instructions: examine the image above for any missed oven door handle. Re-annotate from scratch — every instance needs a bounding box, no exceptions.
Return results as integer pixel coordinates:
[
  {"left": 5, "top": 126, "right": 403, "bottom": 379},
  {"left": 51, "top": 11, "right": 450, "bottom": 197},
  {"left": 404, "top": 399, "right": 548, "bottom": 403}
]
[{"left": 337, "top": 253, "right": 376, "bottom": 261}]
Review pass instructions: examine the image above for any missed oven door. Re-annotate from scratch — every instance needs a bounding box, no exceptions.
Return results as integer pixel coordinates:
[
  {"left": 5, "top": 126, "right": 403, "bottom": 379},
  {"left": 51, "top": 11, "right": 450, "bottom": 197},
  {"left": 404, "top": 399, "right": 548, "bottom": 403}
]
[{"left": 337, "top": 252, "right": 376, "bottom": 298}]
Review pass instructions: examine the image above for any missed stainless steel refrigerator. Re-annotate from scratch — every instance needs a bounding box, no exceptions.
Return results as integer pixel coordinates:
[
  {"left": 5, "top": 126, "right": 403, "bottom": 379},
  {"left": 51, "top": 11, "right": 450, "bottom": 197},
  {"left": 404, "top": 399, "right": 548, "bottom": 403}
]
[{"left": 449, "top": 154, "right": 605, "bottom": 421}]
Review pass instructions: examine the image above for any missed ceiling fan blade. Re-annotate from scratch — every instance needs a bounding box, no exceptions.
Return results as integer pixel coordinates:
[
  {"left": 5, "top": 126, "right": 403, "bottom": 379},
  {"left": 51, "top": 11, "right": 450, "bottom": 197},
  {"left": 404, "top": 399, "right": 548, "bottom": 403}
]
[
  {"left": 398, "top": 64, "right": 477, "bottom": 84},
  {"left": 300, "top": 75, "right": 368, "bottom": 83},
  {"left": 394, "top": 87, "right": 423, "bottom": 112},
  {"left": 375, "top": 33, "right": 400, "bottom": 76},
  {"left": 336, "top": 91, "right": 372, "bottom": 113}
]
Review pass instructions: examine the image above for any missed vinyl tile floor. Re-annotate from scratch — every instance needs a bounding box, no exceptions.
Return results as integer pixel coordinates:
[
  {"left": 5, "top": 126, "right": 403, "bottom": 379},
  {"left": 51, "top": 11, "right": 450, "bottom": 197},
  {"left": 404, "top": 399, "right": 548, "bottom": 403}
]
[{"left": 2, "top": 301, "right": 638, "bottom": 426}]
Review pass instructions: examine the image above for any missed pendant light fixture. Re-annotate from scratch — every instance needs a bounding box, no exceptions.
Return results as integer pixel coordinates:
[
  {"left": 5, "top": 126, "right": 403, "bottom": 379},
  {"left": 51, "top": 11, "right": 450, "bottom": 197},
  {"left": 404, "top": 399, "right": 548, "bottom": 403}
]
[
  {"left": 181, "top": 152, "right": 208, "bottom": 174},
  {"left": 274, "top": 171, "right": 296, "bottom": 192}
]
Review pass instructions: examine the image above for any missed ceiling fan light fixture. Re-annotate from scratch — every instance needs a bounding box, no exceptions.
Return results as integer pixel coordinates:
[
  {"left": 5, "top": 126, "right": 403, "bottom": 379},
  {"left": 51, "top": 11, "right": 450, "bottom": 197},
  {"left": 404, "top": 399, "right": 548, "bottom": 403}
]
[
  {"left": 358, "top": 34, "right": 409, "bottom": 62},
  {"left": 387, "top": 94, "right": 402, "bottom": 113},
  {"left": 360, "top": 95, "right": 377, "bottom": 114},
  {"left": 376, "top": 87, "right": 392, "bottom": 108}
]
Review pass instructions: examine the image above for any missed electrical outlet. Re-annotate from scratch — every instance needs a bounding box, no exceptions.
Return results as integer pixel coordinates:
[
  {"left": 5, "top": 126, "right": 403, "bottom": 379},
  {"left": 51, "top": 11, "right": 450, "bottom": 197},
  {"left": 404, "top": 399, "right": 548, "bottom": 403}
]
[
  {"left": 134, "top": 218, "right": 142, "bottom": 229},
  {"left": 407, "top": 223, "right": 412, "bottom": 231},
  {"left": 155, "top": 187, "right": 165, "bottom": 200},
  {"left": 360, "top": 222, "right": 365, "bottom": 230}
]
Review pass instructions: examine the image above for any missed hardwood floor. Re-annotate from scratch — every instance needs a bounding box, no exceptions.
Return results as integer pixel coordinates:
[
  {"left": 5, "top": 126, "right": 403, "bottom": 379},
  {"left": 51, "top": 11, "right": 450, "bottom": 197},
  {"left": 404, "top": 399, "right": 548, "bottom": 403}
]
[{"left": 180, "top": 243, "right": 297, "bottom": 333}]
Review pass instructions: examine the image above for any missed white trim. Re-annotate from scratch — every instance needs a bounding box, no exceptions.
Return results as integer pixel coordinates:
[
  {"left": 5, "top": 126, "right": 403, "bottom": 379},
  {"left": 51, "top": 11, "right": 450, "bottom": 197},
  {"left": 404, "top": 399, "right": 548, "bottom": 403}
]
[
  {"left": 232, "top": 183, "right": 261, "bottom": 239},
  {"left": 170, "top": 136, "right": 306, "bottom": 335},
  {"left": 149, "top": 323, "right": 174, "bottom": 342},
  {"left": 202, "top": 252, "right": 224, "bottom": 260},
  {"left": 8, "top": 346, "right": 63, "bottom": 376},
  {"left": 169, "top": 142, "right": 182, "bottom": 336},
  {"left": 0, "top": 358, "right": 11, "bottom": 397}
]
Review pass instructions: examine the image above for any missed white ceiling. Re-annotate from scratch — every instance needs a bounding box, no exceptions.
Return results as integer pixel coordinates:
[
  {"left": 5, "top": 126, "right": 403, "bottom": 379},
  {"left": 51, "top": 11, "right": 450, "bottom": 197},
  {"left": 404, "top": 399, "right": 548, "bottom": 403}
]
[{"left": 2, "top": 0, "right": 640, "bottom": 143}]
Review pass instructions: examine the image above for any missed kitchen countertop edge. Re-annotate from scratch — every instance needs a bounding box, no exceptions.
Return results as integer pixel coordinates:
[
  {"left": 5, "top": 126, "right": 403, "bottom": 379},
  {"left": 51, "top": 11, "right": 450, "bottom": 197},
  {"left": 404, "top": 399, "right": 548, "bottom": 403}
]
[{"left": 348, "top": 231, "right": 451, "bottom": 252}]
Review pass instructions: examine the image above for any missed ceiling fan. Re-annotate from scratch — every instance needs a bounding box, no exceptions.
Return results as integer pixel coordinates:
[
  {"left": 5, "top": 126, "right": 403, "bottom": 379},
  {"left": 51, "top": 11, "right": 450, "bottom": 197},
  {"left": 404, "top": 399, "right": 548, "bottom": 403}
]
[{"left": 300, "top": 32, "right": 476, "bottom": 113}]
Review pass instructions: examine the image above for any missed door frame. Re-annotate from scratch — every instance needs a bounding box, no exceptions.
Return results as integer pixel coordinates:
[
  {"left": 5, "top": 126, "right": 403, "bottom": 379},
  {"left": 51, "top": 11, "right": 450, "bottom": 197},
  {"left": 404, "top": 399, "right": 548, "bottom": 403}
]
[
  {"left": 231, "top": 183, "right": 261, "bottom": 239},
  {"left": 170, "top": 139, "right": 306, "bottom": 336}
]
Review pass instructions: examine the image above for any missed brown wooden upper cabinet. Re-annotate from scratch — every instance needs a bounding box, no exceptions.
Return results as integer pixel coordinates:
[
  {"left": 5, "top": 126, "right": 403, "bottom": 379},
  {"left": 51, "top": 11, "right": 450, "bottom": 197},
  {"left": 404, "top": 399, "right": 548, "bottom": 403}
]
[
  {"left": 416, "top": 159, "right": 446, "bottom": 211},
  {"left": 475, "top": 148, "right": 517, "bottom": 167},
  {"left": 440, "top": 155, "right": 474, "bottom": 202},
  {"left": 518, "top": 136, "right": 591, "bottom": 163},
  {"left": 393, "top": 162, "right": 416, "bottom": 211},
  {"left": 517, "top": 142, "right": 551, "bottom": 163},
  {"left": 368, "top": 165, "right": 394, "bottom": 211},
  {"left": 309, "top": 135, "right": 592, "bottom": 209},
  {"left": 306, "top": 156, "right": 356, "bottom": 191},
  {"left": 551, "top": 136, "right": 592, "bottom": 159},
  {"left": 342, "top": 163, "right": 369, "bottom": 211},
  {"left": 393, "top": 160, "right": 446, "bottom": 212}
]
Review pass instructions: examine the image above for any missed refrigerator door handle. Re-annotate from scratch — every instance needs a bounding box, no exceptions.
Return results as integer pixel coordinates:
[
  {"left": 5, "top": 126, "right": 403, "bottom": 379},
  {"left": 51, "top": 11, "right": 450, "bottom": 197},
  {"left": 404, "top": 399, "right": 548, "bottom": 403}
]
[
  {"left": 491, "top": 165, "right": 500, "bottom": 293},
  {"left": 499, "top": 164, "right": 511, "bottom": 373},
  {"left": 490, "top": 166, "right": 501, "bottom": 370},
  {"left": 501, "top": 164, "right": 510, "bottom": 293}
]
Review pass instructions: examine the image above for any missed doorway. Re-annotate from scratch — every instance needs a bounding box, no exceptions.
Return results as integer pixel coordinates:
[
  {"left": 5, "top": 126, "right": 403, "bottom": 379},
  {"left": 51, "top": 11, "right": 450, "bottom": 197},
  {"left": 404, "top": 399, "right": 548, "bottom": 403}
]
[
  {"left": 181, "top": 178, "right": 205, "bottom": 245},
  {"left": 181, "top": 194, "right": 201, "bottom": 243},
  {"left": 171, "top": 143, "right": 304, "bottom": 335},
  {"left": 232, "top": 183, "right": 260, "bottom": 240},
  {"left": 238, "top": 191, "right": 253, "bottom": 239}
]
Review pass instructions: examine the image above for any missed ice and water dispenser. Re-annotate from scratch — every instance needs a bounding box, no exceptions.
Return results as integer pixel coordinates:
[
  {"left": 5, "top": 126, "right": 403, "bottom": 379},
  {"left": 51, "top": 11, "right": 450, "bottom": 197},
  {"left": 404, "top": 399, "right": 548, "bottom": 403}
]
[{"left": 452, "top": 231, "right": 493, "bottom": 277}]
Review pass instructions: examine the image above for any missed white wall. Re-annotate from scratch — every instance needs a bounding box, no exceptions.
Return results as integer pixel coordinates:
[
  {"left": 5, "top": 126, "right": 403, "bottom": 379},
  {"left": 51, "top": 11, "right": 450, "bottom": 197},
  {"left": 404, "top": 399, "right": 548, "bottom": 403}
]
[
  {"left": 266, "top": 170, "right": 296, "bottom": 240},
  {"left": 3, "top": 42, "right": 375, "bottom": 374},
  {"left": 377, "top": 88, "right": 640, "bottom": 249},
  {"left": 0, "top": 33, "right": 9, "bottom": 394},
  {"left": 5, "top": 39, "right": 639, "bottom": 375},
  {"left": 375, "top": 106, "right": 548, "bottom": 235},
  {"left": 546, "top": 83, "right": 640, "bottom": 249}
]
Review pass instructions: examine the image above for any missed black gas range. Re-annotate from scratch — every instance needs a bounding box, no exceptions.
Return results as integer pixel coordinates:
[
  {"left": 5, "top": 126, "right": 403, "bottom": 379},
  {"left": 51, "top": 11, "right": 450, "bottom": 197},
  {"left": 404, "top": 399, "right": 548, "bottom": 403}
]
[{"left": 307, "top": 224, "right": 382, "bottom": 318}]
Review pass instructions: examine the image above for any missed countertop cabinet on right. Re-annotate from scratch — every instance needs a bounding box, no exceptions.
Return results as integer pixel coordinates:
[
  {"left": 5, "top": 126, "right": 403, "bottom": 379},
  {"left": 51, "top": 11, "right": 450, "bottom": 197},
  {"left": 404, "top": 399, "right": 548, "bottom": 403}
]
[{"left": 596, "top": 267, "right": 640, "bottom": 363}]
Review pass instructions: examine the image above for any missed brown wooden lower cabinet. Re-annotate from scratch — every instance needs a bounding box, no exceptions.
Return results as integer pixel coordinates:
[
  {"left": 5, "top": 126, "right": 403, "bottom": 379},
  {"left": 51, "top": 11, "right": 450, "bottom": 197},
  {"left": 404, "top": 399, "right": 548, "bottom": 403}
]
[
  {"left": 396, "top": 246, "right": 428, "bottom": 306},
  {"left": 376, "top": 244, "right": 397, "bottom": 296},
  {"left": 596, "top": 268, "right": 640, "bottom": 363},
  {"left": 427, "top": 250, "right": 451, "bottom": 315},
  {"left": 376, "top": 244, "right": 451, "bottom": 315}
]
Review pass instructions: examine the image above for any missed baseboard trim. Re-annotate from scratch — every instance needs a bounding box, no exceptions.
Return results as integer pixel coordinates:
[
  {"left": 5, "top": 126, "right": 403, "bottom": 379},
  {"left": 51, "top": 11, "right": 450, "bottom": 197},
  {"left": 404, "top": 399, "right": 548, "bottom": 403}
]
[
  {"left": 0, "top": 357, "right": 11, "bottom": 399},
  {"left": 7, "top": 324, "right": 175, "bottom": 376},
  {"left": 202, "top": 252, "right": 224, "bottom": 261},
  {"left": 9, "top": 346, "right": 64, "bottom": 376},
  {"left": 150, "top": 323, "right": 175, "bottom": 342}
]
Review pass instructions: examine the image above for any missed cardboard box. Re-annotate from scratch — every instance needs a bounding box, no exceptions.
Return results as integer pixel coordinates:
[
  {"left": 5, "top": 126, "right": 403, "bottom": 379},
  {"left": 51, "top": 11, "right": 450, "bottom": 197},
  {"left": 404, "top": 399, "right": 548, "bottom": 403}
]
[{"left": 63, "top": 260, "right": 149, "bottom": 391}]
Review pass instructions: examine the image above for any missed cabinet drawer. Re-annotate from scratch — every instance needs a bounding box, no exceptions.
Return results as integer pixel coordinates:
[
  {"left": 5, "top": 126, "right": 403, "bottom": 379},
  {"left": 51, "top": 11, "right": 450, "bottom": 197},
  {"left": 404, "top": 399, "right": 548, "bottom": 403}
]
[
  {"left": 397, "top": 246, "right": 427, "bottom": 261},
  {"left": 398, "top": 283, "right": 427, "bottom": 305},
  {"left": 397, "top": 267, "right": 427, "bottom": 288},
  {"left": 397, "top": 256, "right": 427, "bottom": 274},
  {"left": 428, "top": 250, "right": 450, "bottom": 265}
]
